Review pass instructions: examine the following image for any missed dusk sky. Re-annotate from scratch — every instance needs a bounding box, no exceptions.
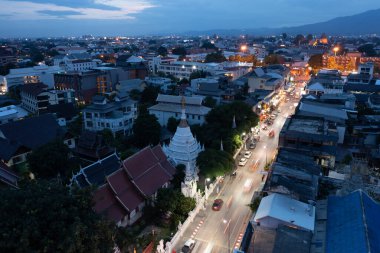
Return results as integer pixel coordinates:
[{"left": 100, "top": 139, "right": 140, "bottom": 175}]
[{"left": 0, "top": 0, "right": 379, "bottom": 37}]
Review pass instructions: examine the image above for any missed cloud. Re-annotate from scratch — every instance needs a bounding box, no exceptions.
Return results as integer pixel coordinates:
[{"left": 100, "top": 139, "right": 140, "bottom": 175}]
[
  {"left": 37, "top": 10, "right": 84, "bottom": 18},
  {"left": 0, "top": 0, "right": 156, "bottom": 20}
]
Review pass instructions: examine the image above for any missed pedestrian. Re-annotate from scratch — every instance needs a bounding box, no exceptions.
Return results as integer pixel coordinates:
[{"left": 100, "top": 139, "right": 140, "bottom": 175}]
[{"left": 261, "top": 175, "right": 265, "bottom": 182}]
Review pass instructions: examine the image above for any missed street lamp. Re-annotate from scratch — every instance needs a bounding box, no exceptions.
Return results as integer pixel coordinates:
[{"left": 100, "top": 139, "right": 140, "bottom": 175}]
[
  {"left": 333, "top": 46, "right": 339, "bottom": 56},
  {"left": 223, "top": 219, "right": 231, "bottom": 253},
  {"left": 264, "top": 145, "right": 267, "bottom": 165},
  {"left": 240, "top": 45, "right": 247, "bottom": 52}
]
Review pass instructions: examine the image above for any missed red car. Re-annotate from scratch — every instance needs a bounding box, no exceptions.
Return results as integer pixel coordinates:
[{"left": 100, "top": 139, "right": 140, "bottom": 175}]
[{"left": 212, "top": 199, "right": 224, "bottom": 211}]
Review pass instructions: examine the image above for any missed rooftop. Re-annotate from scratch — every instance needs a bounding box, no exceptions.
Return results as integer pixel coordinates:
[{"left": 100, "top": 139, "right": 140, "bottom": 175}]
[
  {"left": 287, "top": 117, "right": 325, "bottom": 135},
  {"left": 254, "top": 193, "right": 315, "bottom": 231}
]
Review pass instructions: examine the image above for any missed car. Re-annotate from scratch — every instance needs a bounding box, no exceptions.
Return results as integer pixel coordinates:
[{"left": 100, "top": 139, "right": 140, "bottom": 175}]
[
  {"left": 212, "top": 199, "right": 224, "bottom": 211},
  {"left": 181, "top": 239, "right": 196, "bottom": 253},
  {"left": 244, "top": 151, "right": 252, "bottom": 159},
  {"left": 231, "top": 170, "right": 237, "bottom": 177},
  {"left": 239, "top": 157, "right": 248, "bottom": 166},
  {"left": 243, "top": 179, "right": 253, "bottom": 192},
  {"left": 249, "top": 142, "right": 256, "bottom": 149},
  {"left": 268, "top": 129, "right": 275, "bottom": 138},
  {"left": 261, "top": 125, "right": 268, "bottom": 131},
  {"left": 277, "top": 109, "right": 281, "bottom": 113}
]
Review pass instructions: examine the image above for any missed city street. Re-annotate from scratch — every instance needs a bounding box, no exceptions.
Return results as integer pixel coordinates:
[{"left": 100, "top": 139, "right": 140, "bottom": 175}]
[{"left": 174, "top": 86, "right": 303, "bottom": 253}]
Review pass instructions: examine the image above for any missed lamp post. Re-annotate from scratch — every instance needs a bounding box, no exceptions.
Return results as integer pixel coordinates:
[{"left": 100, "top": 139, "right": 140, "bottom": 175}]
[
  {"left": 264, "top": 145, "right": 267, "bottom": 165},
  {"left": 223, "top": 219, "right": 231, "bottom": 253},
  {"left": 333, "top": 46, "right": 339, "bottom": 56}
]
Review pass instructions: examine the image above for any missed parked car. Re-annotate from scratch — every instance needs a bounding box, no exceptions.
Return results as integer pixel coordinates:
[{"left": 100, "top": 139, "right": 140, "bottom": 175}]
[
  {"left": 244, "top": 151, "right": 252, "bottom": 159},
  {"left": 181, "top": 239, "right": 196, "bottom": 253},
  {"left": 261, "top": 125, "right": 268, "bottom": 131},
  {"left": 212, "top": 199, "right": 224, "bottom": 211},
  {"left": 231, "top": 170, "right": 237, "bottom": 177},
  {"left": 239, "top": 157, "right": 248, "bottom": 166},
  {"left": 249, "top": 142, "right": 256, "bottom": 149}
]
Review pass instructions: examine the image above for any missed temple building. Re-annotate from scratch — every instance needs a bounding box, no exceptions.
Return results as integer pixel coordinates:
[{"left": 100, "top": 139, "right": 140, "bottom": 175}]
[{"left": 163, "top": 96, "right": 203, "bottom": 198}]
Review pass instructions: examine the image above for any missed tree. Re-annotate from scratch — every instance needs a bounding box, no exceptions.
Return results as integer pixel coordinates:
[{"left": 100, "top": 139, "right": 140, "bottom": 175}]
[
  {"left": 171, "top": 164, "right": 185, "bottom": 189},
  {"left": 157, "top": 46, "right": 168, "bottom": 57},
  {"left": 167, "top": 117, "right": 179, "bottom": 134},
  {"left": 172, "top": 47, "right": 187, "bottom": 56},
  {"left": 358, "top": 44, "right": 377, "bottom": 57},
  {"left": 204, "top": 96, "right": 217, "bottom": 108},
  {"left": 197, "top": 149, "right": 234, "bottom": 178},
  {"left": 282, "top": 33, "right": 288, "bottom": 40},
  {"left": 201, "top": 41, "right": 216, "bottom": 50},
  {"left": 189, "top": 70, "right": 209, "bottom": 81},
  {"left": 306, "top": 34, "right": 313, "bottom": 42},
  {"left": 140, "top": 86, "right": 160, "bottom": 106},
  {"left": 27, "top": 140, "right": 71, "bottom": 179},
  {"left": 129, "top": 88, "right": 142, "bottom": 101},
  {"left": 308, "top": 54, "right": 323, "bottom": 71},
  {"left": 294, "top": 34, "right": 305, "bottom": 45},
  {"left": 204, "top": 51, "right": 226, "bottom": 63},
  {"left": 264, "top": 54, "right": 285, "bottom": 65},
  {"left": 67, "top": 115, "right": 83, "bottom": 137},
  {"left": 0, "top": 180, "right": 116, "bottom": 252},
  {"left": 132, "top": 111, "right": 161, "bottom": 148}
]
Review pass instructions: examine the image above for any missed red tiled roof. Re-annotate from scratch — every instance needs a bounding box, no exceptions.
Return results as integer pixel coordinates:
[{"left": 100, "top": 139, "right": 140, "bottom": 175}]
[
  {"left": 122, "top": 145, "right": 176, "bottom": 197},
  {"left": 93, "top": 185, "right": 126, "bottom": 222},
  {"left": 107, "top": 170, "right": 144, "bottom": 212}
]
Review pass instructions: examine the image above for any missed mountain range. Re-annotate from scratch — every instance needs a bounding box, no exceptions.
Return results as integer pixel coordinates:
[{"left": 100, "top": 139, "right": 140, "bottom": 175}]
[{"left": 186, "top": 8, "right": 380, "bottom": 36}]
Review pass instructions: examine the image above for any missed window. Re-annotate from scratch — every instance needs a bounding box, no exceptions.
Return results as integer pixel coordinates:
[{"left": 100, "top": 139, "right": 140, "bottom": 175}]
[
  {"left": 85, "top": 112, "right": 92, "bottom": 118},
  {"left": 86, "top": 121, "right": 93, "bottom": 127},
  {"left": 198, "top": 115, "right": 201, "bottom": 120}
]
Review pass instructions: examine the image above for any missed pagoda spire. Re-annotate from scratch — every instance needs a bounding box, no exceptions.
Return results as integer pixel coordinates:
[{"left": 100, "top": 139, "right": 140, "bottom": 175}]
[
  {"left": 232, "top": 115, "right": 237, "bottom": 129},
  {"left": 220, "top": 139, "right": 224, "bottom": 151},
  {"left": 179, "top": 96, "right": 189, "bottom": 127}
]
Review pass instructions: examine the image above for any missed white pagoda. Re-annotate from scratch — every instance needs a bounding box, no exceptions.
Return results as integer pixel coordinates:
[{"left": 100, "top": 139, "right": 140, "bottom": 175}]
[{"left": 163, "top": 96, "right": 203, "bottom": 198}]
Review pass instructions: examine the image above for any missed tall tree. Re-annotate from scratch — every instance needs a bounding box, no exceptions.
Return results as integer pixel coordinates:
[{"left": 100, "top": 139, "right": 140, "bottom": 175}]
[
  {"left": 204, "top": 51, "right": 226, "bottom": 63},
  {"left": 0, "top": 180, "right": 116, "bottom": 253},
  {"left": 157, "top": 46, "right": 168, "bottom": 56},
  {"left": 172, "top": 47, "right": 187, "bottom": 56},
  {"left": 132, "top": 111, "right": 161, "bottom": 148},
  {"left": 308, "top": 54, "right": 323, "bottom": 71},
  {"left": 27, "top": 140, "right": 71, "bottom": 179}
]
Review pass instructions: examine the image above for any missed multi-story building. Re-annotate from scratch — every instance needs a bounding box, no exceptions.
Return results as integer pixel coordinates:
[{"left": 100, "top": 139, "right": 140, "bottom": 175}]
[
  {"left": 149, "top": 57, "right": 224, "bottom": 79},
  {"left": 1, "top": 65, "right": 63, "bottom": 92},
  {"left": 0, "top": 105, "right": 28, "bottom": 125},
  {"left": 21, "top": 83, "right": 75, "bottom": 114},
  {"left": 54, "top": 67, "right": 128, "bottom": 103},
  {"left": 279, "top": 115, "right": 339, "bottom": 170},
  {"left": 54, "top": 53, "right": 99, "bottom": 72},
  {"left": 0, "top": 47, "right": 17, "bottom": 67},
  {"left": 306, "top": 69, "right": 345, "bottom": 95},
  {"left": 148, "top": 94, "right": 211, "bottom": 126},
  {"left": 82, "top": 94, "right": 137, "bottom": 136}
]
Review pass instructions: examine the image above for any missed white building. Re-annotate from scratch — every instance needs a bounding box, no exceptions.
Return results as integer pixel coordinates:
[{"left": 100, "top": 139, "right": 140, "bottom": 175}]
[
  {"left": 148, "top": 94, "right": 211, "bottom": 126},
  {"left": 54, "top": 53, "right": 99, "bottom": 72},
  {"left": 0, "top": 105, "right": 28, "bottom": 125},
  {"left": 83, "top": 94, "right": 137, "bottom": 136},
  {"left": 163, "top": 97, "right": 203, "bottom": 198},
  {"left": 149, "top": 57, "right": 224, "bottom": 79},
  {"left": 21, "top": 83, "right": 75, "bottom": 114},
  {"left": 253, "top": 193, "right": 315, "bottom": 232},
  {"left": 2, "top": 65, "right": 63, "bottom": 92}
]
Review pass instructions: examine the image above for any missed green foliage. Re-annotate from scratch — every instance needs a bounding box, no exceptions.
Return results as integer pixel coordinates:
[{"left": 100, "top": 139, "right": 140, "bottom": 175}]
[
  {"left": 201, "top": 41, "right": 216, "bottom": 50},
  {"left": 129, "top": 88, "right": 142, "bottom": 101},
  {"left": 197, "top": 149, "right": 234, "bottom": 178},
  {"left": 167, "top": 117, "right": 179, "bottom": 134},
  {"left": 0, "top": 180, "right": 116, "bottom": 253},
  {"left": 172, "top": 47, "right": 187, "bottom": 56},
  {"left": 204, "top": 51, "right": 226, "bottom": 63},
  {"left": 248, "top": 197, "right": 262, "bottom": 212},
  {"left": 155, "top": 188, "right": 196, "bottom": 229},
  {"left": 157, "top": 46, "right": 168, "bottom": 56},
  {"left": 342, "top": 154, "right": 353, "bottom": 165},
  {"left": 193, "top": 101, "right": 258, "bottom": 154},
  {"left": 132, "top": 111, "right": 161, "bottom": 148},
  {"left": 189, "top": 70, "right": 209, "bottom": 81},
  {"left": 308, "top": 54, "right": 323, "bottom": 71},
  {"left": 264, "top": 54, "right": 285, "bottom": 65},
  {"left": 358, "top": 44, "right": 377, "bottom": 57},
  {"left": 27, "top": 140, "right": 71, "bottom": 180},
  {"left": 67, "top": 115, "right": 83, "bottom": 137},
  {"left": 203, "top": 96, "right": 217, "bottom": 108},
  {"left": 171, "top": 164, "right": 185, "bottom": 189},
  {"left": 141, "top": 85, "right": 160, "bottom": 106}
]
